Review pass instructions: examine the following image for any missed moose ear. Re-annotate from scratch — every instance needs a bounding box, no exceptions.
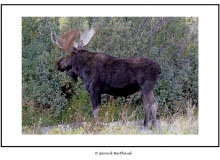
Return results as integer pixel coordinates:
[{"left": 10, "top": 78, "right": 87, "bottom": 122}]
[
  {"left": 77, "top": 40, "right": 84, "bottom": 50},
  {"left": 67, "top": 46, "right": 78, "bottom": 55}
]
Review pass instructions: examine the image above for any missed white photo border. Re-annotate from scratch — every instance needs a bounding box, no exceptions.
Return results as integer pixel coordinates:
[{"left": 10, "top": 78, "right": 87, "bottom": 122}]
[{"left": 1, "top": 4, "right": 219, "bottom": 147}]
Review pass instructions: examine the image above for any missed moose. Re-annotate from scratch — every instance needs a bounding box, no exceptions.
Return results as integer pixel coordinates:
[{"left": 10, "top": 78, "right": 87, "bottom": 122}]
[{"left": 51, "top": 27, "right": 161, "bottom": 128}]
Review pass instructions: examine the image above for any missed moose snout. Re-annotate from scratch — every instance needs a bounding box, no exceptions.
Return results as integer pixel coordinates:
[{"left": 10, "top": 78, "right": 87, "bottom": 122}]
[{"left": 56, "top": 62, "right": 64, "bottom": 72}]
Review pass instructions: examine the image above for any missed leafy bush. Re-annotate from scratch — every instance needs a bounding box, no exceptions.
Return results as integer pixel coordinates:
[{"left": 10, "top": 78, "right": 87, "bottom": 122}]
[
  {"left": 22, "top": 17, "right": 73, "bottom": 113},
  {"left": 22, "top": 17, "right": 198, "bottom": 126}
]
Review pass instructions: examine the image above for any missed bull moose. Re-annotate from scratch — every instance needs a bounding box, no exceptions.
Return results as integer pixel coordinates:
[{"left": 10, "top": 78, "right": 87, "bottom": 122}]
[{"left": 51, "top": 27, "right": 161, "bottom": 128}]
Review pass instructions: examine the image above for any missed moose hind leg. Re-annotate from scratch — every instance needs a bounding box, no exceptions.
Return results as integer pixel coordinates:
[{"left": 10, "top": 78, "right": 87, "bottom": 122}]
[
  {"left": 142, "top": 94, "right": 150, "bottom": 127},
  {"left": 151, "top": 100, "right": 158, "bottom": 128},
  {"left": 142, "top": 91, "right": 158, "bottom": 128}
]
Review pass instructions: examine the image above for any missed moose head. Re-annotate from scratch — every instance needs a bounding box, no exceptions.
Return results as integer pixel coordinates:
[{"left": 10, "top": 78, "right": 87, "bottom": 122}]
[{"left": 51, "top": 27, "right": 96, "bottom": 82}]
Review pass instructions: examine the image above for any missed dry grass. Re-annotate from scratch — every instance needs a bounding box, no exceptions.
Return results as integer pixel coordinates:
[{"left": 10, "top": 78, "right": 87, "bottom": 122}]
[{"left": 22, "top": 105, "right": 198, "bottom": 135}]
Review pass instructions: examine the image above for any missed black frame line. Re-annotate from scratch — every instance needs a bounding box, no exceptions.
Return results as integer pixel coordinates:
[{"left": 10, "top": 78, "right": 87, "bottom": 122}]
[
  {"left": 1, "top": 4, "right": 219, "bottom": 148},
  {"left": 0, "top": 4, "right": 220, "bottom": 6}
]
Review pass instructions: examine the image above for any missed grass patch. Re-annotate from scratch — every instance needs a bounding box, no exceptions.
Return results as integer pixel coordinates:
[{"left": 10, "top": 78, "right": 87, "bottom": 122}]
[{"left": 22, "top": 101, "right": 198, "bottom": 135}]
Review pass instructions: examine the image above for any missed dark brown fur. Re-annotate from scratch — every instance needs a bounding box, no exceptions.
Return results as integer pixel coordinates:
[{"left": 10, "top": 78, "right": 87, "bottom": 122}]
[{"left": 57, "top": 49, "right": 161, "bottom": 127}]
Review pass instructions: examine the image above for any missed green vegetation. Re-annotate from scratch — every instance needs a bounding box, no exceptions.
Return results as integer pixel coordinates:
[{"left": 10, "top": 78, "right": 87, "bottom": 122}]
[{"left": 22, "top": 17, "right": 198, "bottom": 134}]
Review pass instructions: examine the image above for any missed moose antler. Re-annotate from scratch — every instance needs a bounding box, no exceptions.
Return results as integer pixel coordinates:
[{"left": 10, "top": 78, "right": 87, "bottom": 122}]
[
  {"left": 51, "top": 27, "right": 96, "bottom": 52},
  {"left": 74, "top": 27, "right": 96, "bottom": 49},
  {"left": 51, "top": 30, "right": 79, "bottom": 51}
]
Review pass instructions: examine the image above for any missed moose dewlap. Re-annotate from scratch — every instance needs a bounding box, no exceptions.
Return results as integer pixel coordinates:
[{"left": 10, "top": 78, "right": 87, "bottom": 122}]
[{"left": 51, "top": 27, "right": 161, "bottom": 128}]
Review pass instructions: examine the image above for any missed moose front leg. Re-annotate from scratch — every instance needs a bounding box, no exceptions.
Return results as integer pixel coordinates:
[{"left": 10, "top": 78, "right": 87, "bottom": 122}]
[
  {"left": 83, "top": 78, "right": 101, "bottom": 123},
  {"left": 89, "top": 91, "right": 101, "bottom": 123}
]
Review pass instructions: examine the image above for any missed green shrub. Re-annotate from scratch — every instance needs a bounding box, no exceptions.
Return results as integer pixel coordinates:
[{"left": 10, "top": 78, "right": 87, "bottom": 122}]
[
  {"left": 22, "top": 17, "right": 198, "bottom": 126},
  {"left": 22, "top": 17, "right": 73, "bottom": 113}
]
